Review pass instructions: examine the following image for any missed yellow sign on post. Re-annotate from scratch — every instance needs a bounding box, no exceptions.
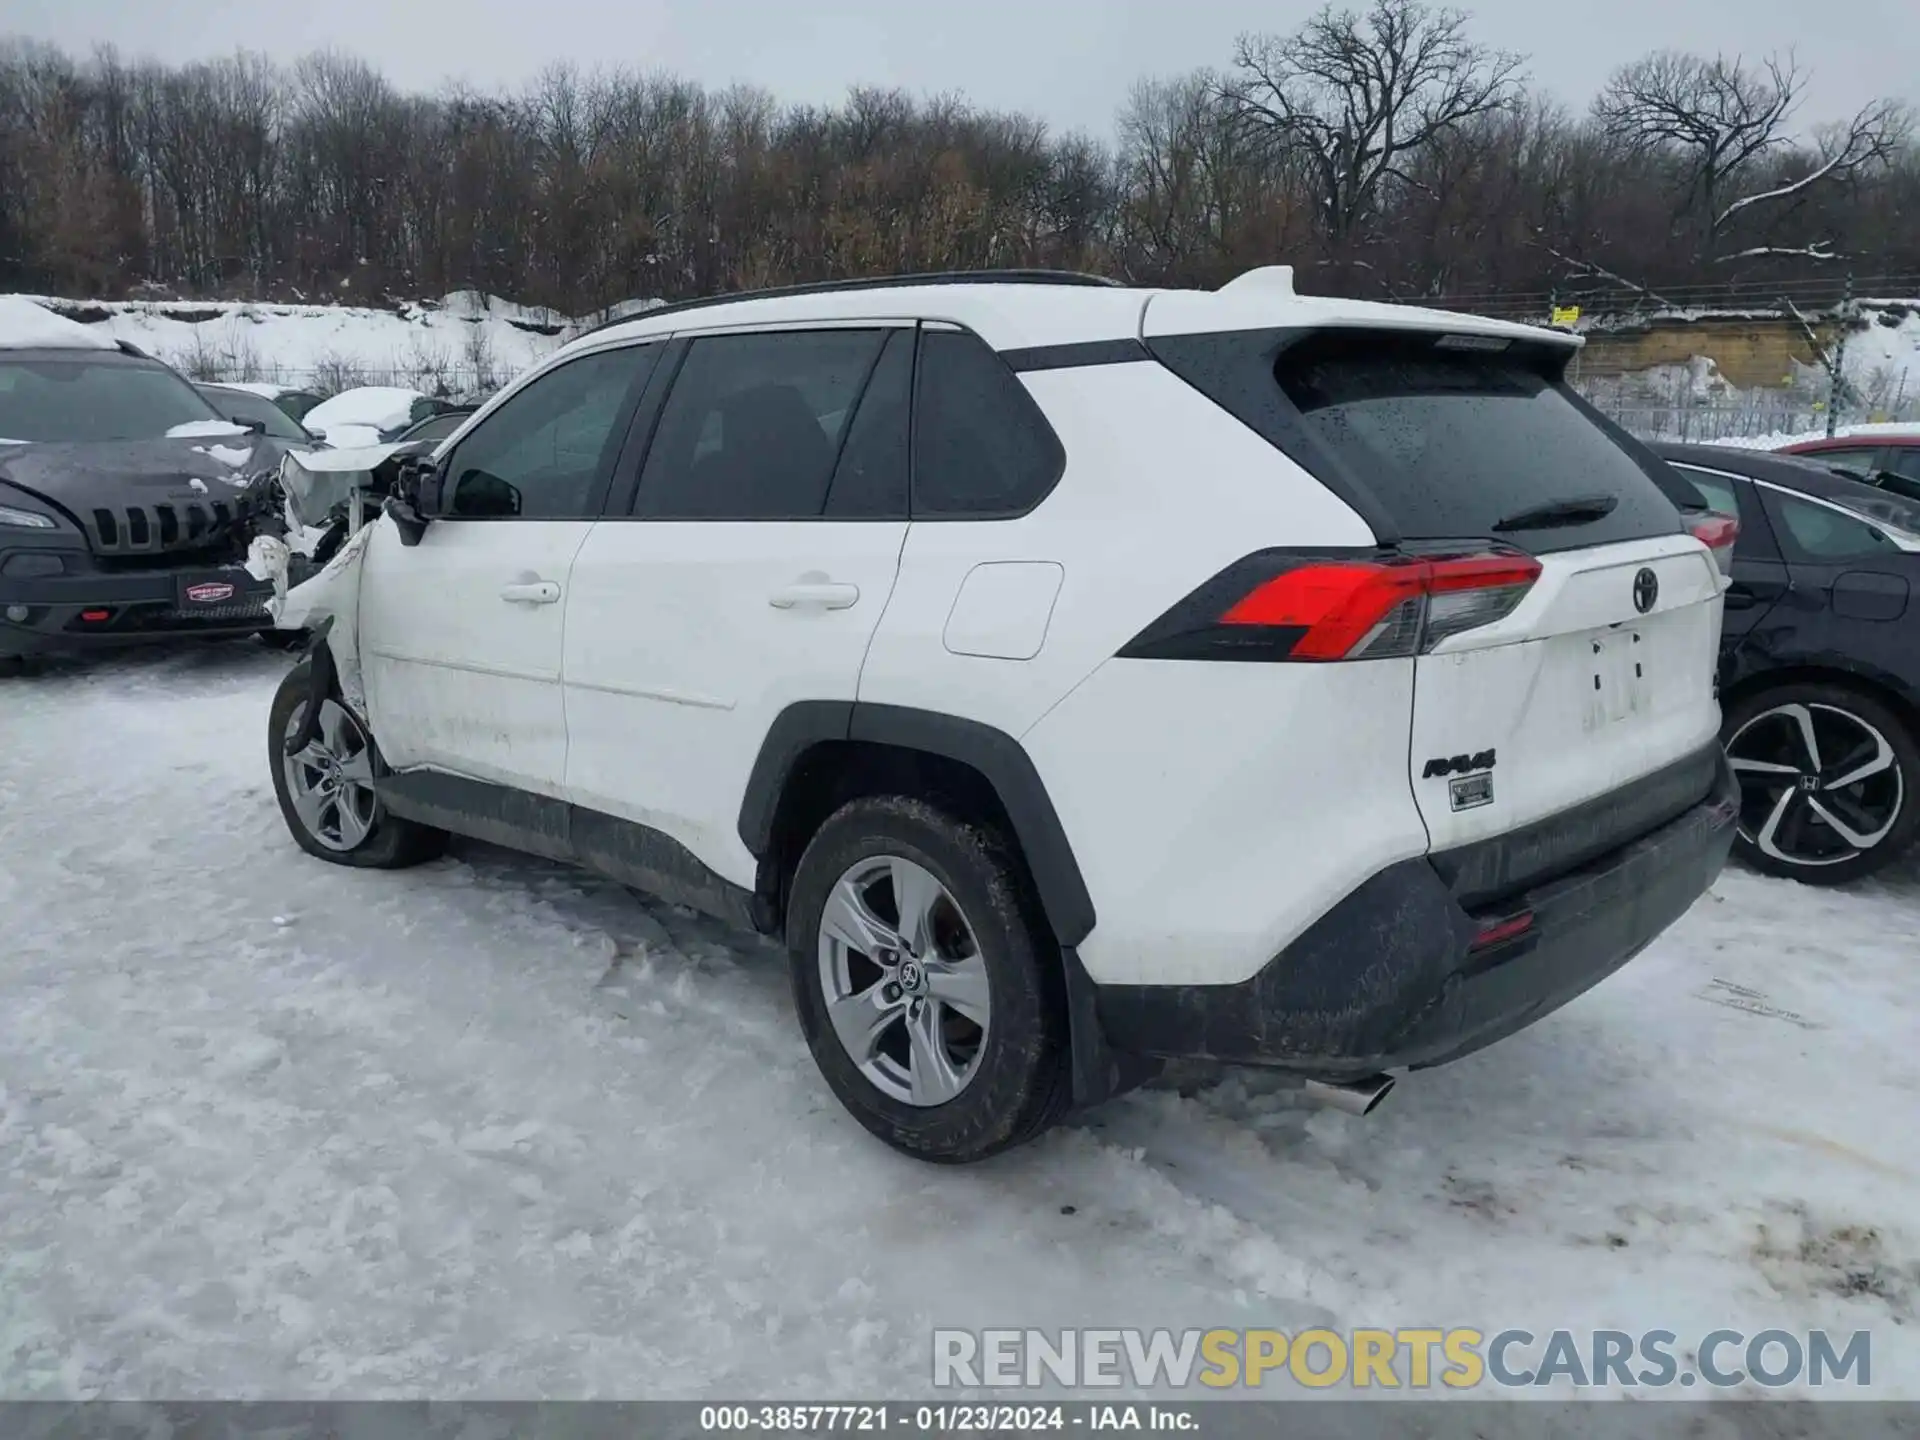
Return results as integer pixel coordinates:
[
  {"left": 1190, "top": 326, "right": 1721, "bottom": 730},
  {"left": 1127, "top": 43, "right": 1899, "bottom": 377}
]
[{"left": 1550, "top": 305, "right": 1581, "bottom": 328}]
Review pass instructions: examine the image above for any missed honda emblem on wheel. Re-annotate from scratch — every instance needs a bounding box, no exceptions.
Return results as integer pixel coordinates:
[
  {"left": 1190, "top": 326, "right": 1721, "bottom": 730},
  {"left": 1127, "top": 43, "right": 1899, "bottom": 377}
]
[
  {"left": 185, "top": 581, "right": 235, "bottom": 603},
  {"left": 1632, "top": 568, "right": 1658, "bottom": 614}
]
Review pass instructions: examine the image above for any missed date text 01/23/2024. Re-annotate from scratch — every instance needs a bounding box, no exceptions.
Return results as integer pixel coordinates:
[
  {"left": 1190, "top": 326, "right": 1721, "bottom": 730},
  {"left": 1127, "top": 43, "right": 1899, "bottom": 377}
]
[{"left": 699, "top": 1404, "right": 1196, "bottom": 1433}]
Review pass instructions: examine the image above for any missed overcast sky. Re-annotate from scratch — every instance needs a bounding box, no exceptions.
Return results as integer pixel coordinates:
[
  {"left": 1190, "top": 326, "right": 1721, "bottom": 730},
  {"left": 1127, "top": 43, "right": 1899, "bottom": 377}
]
[{"left": 10, "top": 0, "right": 1917, "bottom": 136}]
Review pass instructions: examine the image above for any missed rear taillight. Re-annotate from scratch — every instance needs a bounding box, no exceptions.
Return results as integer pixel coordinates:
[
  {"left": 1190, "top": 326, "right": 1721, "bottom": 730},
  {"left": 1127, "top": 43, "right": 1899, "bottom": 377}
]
[
  {"left": 1690, "top": 512, "right": 1739, "bottom": 578},
  {"left": 1121, "top": 547, "right": 1542, "bottom": 663}
]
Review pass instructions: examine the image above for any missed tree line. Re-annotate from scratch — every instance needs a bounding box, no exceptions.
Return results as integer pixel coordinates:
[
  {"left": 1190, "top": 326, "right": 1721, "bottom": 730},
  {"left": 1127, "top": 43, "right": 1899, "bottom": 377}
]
[{"left": 2, "top": 0, "right": 1914, "bottom": 314}]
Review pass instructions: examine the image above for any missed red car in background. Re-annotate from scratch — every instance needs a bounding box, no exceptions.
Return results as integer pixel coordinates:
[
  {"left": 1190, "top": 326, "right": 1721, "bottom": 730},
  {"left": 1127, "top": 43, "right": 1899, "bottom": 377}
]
[{"left": 1779, "top": 432, "right": 1920, "bottom": 503}]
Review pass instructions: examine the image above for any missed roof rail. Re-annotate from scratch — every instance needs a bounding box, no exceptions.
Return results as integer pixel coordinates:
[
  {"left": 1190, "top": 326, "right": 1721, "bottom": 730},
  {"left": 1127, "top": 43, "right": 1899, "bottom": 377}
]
[{"left": 569, "top": 269, "right": 1124, "bottom": 340}]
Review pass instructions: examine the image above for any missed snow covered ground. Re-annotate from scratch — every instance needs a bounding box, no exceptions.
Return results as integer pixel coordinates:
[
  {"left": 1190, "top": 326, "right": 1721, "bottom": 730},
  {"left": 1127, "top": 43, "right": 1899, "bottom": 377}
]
[{"left": 2, "top": 644, "right": 1917, "bottom": 1404}]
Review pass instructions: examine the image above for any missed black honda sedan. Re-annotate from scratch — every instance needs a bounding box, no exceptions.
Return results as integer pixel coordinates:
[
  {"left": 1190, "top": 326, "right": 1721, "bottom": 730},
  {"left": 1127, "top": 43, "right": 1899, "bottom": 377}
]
[{"left": 1651, "top": 442, "right": 1920, "bottom": 883}]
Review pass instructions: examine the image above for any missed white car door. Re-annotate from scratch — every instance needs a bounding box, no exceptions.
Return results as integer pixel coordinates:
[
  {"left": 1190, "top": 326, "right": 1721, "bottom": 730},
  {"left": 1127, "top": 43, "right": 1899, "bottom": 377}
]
[
  {"left": 564, "top": 325, "right": 913, "bottom": 887},
  {"left": 358, "top": 342, "right": 661, "bottom": 795}
]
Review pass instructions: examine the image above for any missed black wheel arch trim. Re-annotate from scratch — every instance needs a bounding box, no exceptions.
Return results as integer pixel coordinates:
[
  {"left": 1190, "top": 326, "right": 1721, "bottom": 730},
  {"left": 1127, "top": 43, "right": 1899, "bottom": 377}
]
[{"left": 738, "top": 700, "right": 1097, "bottom": 948}]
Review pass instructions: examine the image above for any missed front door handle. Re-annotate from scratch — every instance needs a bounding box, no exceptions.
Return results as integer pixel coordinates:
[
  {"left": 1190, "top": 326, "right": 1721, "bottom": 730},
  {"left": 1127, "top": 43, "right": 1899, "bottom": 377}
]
[
  {"left": 500, "top": 580, "right": 561, "bottom": 605},
  {"left": 1724, "top": 586, "right": 1758, "bottom": 611},
  {"left": 769, "top": 581, "right": 860, "bottom": 611}
]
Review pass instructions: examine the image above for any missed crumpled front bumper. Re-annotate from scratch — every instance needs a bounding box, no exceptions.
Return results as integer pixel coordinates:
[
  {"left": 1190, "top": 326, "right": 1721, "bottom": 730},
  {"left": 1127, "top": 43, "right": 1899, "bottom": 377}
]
[{"left": 0, "top": 556, "right": 303, "bottom": 656}]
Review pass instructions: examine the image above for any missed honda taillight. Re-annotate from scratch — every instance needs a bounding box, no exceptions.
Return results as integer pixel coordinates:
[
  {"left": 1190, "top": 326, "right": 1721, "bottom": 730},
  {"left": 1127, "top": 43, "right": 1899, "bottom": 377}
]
[
  {"left": 1121, "top": 547, "right": 1542, "bottom": 663},
  {"left": 1690, "top": 512, "right": 1739, "bottom": 578}
]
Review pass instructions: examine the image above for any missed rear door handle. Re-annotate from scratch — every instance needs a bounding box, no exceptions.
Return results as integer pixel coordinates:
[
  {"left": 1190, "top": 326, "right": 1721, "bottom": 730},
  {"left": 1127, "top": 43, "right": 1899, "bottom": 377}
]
[
  {"left": 500, "top": 580, "right": 561, "bottom": 605},
  {"left": 769, "top": 581, "right": 860, "bottom": 611}
]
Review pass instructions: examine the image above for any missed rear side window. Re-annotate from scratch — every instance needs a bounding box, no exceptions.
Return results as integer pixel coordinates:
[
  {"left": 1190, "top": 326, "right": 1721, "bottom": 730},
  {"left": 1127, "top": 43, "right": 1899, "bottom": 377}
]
[
  {"left": 634, "top": 330, "right": 887, "bottom": 519},
  {"left": 1152, "top": 328, "right": 1684, "bottom": 553},
  {"left": 912, "top": 329, "right": 1064, "bottom": 518},
  {"left": 1669, "top": 465, "right": 1746, "bottom": 519}
]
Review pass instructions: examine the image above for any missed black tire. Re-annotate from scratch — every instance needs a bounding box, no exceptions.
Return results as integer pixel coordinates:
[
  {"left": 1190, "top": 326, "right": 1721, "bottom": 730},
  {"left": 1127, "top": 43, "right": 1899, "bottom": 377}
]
[
  {"left": 785, "top": 795, "right": 1072, "bottom": 1163},
  {"left": 1723, "top": 681, "right": 1920, "bottom": 885},
  {"left": 267, "top": 659, "right": 447, "bottom": 868}
]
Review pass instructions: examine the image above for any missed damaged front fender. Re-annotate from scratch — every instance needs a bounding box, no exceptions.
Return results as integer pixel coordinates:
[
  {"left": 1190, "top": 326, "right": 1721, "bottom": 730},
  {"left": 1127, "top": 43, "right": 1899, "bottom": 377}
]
[{"left": 246, "top": 514, "right": 377, "bottom": 729}]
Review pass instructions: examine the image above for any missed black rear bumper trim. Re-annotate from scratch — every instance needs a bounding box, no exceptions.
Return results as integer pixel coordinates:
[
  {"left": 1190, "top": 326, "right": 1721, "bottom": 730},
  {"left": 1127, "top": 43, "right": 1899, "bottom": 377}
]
[{"left": 1094, "top": 752, "right": 1738, "bottom": 1077}]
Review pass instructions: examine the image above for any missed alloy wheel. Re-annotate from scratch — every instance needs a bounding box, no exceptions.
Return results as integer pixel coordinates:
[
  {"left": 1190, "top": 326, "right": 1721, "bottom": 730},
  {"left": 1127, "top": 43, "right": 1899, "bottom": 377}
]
[
  {"left": 282, "top": 698, "right": 379, "bottom": 852},
  {"left": 816, "top": 854, "right": 991, "bottom": 1107},
  {"left": 1727, "top": 701, "right": 1905, "bottom": 869}
]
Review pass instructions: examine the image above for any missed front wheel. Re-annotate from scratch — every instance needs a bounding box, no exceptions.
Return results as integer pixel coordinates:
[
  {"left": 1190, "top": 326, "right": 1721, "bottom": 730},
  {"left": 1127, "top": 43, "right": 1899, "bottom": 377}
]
[
  {"left": 785, "top": 795, "right": 1071, "bottom": 1163},
  {"left": 1723, "top": 682, "right": 1919, "bottom": 884},
  {"left": 267, "top": 660, "right": 446, "bottom": 868}
]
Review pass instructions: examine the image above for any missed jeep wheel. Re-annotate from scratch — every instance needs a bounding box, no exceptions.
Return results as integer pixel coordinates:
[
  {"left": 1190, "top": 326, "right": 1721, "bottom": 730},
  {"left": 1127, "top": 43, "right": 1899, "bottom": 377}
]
[
  {"left": 1724, "top": 682, "right": 1919, "bottom": 884},
  {"left": 785, "top": 795, "right": 1071, "bottom": 1163},
  {"left": 268, "top": 660, "right": 446, "bottom": 868}
]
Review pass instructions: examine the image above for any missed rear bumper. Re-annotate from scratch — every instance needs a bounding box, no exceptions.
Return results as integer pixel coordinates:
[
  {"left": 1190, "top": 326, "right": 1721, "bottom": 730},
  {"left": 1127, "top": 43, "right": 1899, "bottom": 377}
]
[
  {"left": 1094, "top": 748, "right": 1738, "bottom": 1077},
  {"left": 0, "top": 559, "right": 292, "bottom": 656}
]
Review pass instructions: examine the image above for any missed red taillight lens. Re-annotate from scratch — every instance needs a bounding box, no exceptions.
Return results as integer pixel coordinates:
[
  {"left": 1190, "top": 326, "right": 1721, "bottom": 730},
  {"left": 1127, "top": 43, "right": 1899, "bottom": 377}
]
[
  {"left": 1470, "top": 910, "right": 1535, "bottom": 951},
  {"left": 1220, "top": 560, "right": 1428, "bottom": 659},
  {"left": 1218, "top": 549, "right": 1541, "bottom": 661},
  {"left": 79, "top": 609, "right": 111, "bottom": 622},
  {"left": 1690, "top": 512, "right": 1739, "bottom": 578}
]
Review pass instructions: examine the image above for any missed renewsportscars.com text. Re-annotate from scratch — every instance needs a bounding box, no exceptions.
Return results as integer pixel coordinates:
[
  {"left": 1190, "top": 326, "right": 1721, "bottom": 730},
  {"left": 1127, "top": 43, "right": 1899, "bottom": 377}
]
[{"left": 932, "top": 1327, "right": 1873, "bottom": 1391}]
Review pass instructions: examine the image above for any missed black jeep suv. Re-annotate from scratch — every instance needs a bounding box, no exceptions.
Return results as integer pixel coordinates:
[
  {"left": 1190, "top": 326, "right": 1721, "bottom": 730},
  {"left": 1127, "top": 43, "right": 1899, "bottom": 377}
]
[{"left": 0, "top": 343, "right": 304, "bottom": 670}]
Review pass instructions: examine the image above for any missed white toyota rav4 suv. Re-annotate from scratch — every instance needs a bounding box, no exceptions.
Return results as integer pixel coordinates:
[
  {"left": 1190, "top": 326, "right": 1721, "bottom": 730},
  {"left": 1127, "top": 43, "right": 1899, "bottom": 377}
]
[{"left": 264, "top": 267, "right": 1739, "bottom": 1162}]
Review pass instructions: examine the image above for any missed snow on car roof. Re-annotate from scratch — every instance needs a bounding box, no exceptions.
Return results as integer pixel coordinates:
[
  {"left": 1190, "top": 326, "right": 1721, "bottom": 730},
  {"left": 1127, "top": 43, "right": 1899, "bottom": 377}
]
[
  {"left": 224, "top": 380, "right": 309, "bottom": 399},
  {"left": 0, "top": 296, "right": 118, "bottom": 352},
  {"left": 303, "top": 387, "right": 426, "bottom": 436}
]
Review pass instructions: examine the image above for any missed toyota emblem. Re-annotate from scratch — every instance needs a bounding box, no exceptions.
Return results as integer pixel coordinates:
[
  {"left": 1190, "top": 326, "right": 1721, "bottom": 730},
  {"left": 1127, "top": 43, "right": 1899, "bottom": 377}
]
[{"left": 1632, "top": 568, "right": 1659, "bottom": 614}]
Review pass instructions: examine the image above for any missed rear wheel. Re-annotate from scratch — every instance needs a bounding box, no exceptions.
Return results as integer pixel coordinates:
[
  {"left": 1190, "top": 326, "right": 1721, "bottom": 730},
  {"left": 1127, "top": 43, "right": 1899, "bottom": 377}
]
[
  {"left": 1724, "top": 682, "right": 1919, "bottom": 884},
  {"left": 785, "top": 795, "right": 1071, "bottom": 1163},
  {"left": 268, "top": 660, "right": 446, "bottom": 868}
]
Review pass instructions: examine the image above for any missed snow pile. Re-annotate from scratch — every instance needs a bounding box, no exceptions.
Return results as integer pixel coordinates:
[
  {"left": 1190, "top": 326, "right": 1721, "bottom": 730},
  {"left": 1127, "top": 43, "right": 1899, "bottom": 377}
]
[
  {"left": 163, "top": 420, "right": 251, "bottom": 441},
  {"left": 0, "top": 291, "right": 612, "bottom": 399},
  {"left": 303, "top": 387, "right": 426, "bottom": 442},
  {"left": 0, "top": 297, "right": 117, "bottom": 351}
]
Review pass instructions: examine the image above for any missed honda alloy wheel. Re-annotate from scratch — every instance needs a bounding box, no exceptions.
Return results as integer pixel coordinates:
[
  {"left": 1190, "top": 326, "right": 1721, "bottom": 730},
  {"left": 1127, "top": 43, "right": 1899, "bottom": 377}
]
[{"left": 1724, "top": 686, "right": 1919, "bottom": 884}]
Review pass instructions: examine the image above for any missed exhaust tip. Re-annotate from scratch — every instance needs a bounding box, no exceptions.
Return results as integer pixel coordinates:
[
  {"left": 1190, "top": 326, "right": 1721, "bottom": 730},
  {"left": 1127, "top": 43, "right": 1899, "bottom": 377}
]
[{"left": 1302, "top": 1074, "right": 1396, "bottom": 1116}]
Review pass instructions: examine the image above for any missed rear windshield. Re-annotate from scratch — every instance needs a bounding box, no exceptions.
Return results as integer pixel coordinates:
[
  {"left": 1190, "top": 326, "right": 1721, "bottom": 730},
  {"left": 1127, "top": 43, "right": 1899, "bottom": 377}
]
[
  {"left": 0, "top": 356, "right": 223, "bottom": 443},
  {"left": 1152, "top": 328, "right": 1685, "bottom": 553},
  {"left": 202, "top": 385, "right": 311, "bottom": 441}
]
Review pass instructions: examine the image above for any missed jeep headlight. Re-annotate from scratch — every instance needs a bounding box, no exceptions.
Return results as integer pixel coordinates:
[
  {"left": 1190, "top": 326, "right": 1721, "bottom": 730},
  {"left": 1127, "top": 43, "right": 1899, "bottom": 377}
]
[{"left": 0, "top": 503, "right": 55, "bottom": 529}]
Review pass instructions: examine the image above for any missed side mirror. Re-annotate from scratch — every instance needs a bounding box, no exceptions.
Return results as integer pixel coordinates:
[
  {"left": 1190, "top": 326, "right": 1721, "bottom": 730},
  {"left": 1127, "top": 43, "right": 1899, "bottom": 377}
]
[{"left": 384, "top": 453, "right": 441, "bottom": 548}]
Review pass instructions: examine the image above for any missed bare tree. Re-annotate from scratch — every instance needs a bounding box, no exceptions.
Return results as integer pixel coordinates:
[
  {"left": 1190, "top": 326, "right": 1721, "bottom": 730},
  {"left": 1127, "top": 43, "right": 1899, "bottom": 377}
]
[
  {"left": 1596, "top": 51, "right": 1908, "bottom": 265},
  {"left": 1220, "top": 0, "right": 1522, "bottom": 277}
]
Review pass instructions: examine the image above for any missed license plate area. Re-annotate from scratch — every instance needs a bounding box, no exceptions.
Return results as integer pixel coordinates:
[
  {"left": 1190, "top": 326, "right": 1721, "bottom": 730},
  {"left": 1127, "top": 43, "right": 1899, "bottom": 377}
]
[
  {"left": 174, "top": 570, "right": 261, "bottom": 607},
  {"left": 1584, "top": 628, "right": 1650, "bottom": 731}
]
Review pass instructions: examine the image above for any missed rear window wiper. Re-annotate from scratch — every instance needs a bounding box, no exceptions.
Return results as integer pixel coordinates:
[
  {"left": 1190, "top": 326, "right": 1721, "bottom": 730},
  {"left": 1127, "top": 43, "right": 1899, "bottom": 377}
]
[{"left": 1492, "top": 494, "right": 1619, "bottom": 532}]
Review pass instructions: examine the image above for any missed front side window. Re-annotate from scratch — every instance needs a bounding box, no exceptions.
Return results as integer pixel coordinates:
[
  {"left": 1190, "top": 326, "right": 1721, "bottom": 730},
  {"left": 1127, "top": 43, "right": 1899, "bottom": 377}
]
[
  {"left": 633, "top": 330, "right": 888, "bottom": 520},
  {"left": 443, "top": 346, "right": 653, "bottom": 520},
  {"left": 0, "top": 357, "right": 223, "bottom": 443}
]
